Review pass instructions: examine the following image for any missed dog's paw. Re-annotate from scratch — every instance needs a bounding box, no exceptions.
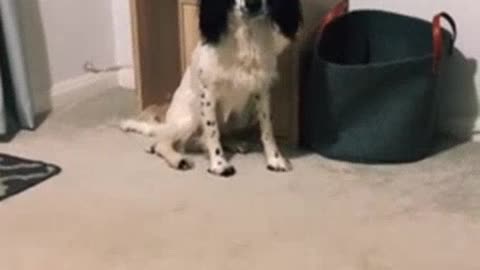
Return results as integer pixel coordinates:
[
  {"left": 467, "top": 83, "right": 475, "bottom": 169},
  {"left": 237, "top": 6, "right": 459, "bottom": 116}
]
[
  {"left": 208, "top": 166, "right": 236, "bottom": 177},
  {"left": 176, "top": 159, "right": 194, "bottom": 171},
  {"left": 146, "top": 145, "right": 194, "bottom": 171},
  {"left": 120, "top": 120, "right": 134, "bottom": 132},
  {"left": 168, "top": 158, "right": 194, "bottom": 171},
  {"left": 267, "top": 157, "right": 292, "bottom": 173},
  {"left": 146, "top": 144, "right": 157, "bottom": 154},
  {"left": 208, "top": 163, "right": 236, "bottom": 177}
]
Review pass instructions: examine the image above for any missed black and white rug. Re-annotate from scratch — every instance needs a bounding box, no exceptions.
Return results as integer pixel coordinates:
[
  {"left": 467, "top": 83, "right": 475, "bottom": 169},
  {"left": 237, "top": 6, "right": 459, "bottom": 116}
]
[{"left": 0, "top": 154, "right": 61, "bottom": 201}]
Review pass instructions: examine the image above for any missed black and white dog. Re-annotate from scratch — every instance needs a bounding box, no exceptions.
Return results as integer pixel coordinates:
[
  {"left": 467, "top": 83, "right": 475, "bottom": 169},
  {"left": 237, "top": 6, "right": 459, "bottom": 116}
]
[{"left": 121, "top": 0, "right": 303, "bottom": 177}]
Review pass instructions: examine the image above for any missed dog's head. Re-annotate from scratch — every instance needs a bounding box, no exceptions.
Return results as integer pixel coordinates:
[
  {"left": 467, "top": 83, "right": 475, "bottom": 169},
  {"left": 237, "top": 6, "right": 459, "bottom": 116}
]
[{"left": 199, "top": 0, "right": 303, "bottom": 44}]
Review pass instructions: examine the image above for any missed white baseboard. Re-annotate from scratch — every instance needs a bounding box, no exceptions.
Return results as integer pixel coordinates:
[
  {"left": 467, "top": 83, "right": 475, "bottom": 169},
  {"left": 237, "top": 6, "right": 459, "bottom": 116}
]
[
  {"left": 52, "top": 72, "right": 119, "bottom": 97},
  {"left": 474, "top": 118, "right": 480, "bottom": 131},
  {"left": 117, "top": 67, "right": 135, "bottom": 89},
  {"left": 473, "top": 118, "right": 480, "bottom": 142}
]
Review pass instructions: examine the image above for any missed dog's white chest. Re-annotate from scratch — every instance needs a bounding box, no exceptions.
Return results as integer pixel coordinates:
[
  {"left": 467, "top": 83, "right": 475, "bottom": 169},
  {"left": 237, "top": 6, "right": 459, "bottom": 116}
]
[
  {"left": 189, "top": 20, "right": 282, "bottom": 127},
  {"left": 215, "top": 53, "right": 274, "bottom": 119},
  {"left": 224, "top": 61, "right": 272, "bottom": 93}
]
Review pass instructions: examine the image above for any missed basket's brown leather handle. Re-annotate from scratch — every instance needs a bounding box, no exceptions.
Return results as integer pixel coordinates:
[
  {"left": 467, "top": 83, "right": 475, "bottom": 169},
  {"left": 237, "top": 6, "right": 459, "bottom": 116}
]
[
  {"left": 432, "top": 12, "right": 457, "bottom": 73},
  {"left": 320, "top": 0, "right": 349, "bottom": 33}
]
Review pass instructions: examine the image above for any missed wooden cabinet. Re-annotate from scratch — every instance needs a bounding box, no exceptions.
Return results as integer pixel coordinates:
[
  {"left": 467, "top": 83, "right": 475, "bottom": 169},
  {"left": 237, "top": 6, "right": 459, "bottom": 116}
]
[
  {"left": 130, "top": 0, "right": 328, "bottom": 145},
  {"left": 178, "top": 0, "right": 200, "bottom": 71}
]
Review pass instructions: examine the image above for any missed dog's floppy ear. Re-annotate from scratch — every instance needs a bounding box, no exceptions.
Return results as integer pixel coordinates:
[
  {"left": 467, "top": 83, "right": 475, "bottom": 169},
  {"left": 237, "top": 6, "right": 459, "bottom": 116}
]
[
  {"left": 268, "top": 0, "right": 303, "bottom": 39},
  {"left": 199, "top": 0, "right": 235, "bottom": 44}
]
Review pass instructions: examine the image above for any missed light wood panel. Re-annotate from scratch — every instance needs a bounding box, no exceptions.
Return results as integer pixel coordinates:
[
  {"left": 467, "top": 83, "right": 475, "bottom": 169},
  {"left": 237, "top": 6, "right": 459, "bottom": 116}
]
[
  {"left": 178, "top": 0, "right": 200, "bottom": 71},
  {"left": 130, "top": 0, "right": 182, "bottom": 109}
]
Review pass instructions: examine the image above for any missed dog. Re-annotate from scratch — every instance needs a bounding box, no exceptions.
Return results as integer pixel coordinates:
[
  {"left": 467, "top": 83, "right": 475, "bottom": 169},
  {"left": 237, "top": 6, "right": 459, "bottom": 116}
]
[{"left": 121, "top": 0, "right": 303, "bottom": 177}]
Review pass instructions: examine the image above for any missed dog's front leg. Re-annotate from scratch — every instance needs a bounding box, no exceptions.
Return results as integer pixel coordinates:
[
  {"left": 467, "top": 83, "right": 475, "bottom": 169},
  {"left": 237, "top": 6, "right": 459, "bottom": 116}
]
[
  {"left": 200, "top": 88, "right": 236, "bottom": 177},
  {"left": 255, "top": 91, "right": 292, "bottom": 172}
]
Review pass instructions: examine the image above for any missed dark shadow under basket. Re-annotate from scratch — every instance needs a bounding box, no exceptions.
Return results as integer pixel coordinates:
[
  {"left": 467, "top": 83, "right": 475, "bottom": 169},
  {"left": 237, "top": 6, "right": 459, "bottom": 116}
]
[{"left": 300, "top": 4, "right": 457, "bottom": 163}]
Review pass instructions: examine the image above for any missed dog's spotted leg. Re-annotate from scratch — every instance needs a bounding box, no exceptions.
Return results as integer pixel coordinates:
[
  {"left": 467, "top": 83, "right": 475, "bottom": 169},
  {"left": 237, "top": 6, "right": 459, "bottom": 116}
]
[
  {"left": 255, "top": 91, "right": 292, "bottom": 172},
  {"left": 200, "top": 88, "right": 236, "bottom": 177}
]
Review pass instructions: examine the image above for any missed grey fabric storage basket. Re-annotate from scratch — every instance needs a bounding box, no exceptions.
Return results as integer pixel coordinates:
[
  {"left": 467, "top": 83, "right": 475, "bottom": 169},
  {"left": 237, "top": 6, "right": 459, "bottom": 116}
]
[{"left": 300, "top": 1, "right": 457, "bottom": 163}]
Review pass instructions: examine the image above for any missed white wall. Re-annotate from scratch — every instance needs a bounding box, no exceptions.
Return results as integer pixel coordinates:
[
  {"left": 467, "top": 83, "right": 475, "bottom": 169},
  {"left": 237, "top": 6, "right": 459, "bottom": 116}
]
[
  {"left": 112, "top": 0, "right": 134, "bottom": 88},
  {"left": 112, "top": 0, "right": 133, "bottom": 67},
  {"left": 37, "top": 0, "right": 116, "bottom": 84},
  {"left": 351, "top": 0, "right": 480, "bottom": 137}
]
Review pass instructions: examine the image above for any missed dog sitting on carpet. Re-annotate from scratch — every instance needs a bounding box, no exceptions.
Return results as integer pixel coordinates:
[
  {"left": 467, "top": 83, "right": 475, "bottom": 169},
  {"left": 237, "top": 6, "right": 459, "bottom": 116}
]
[{"left": 121, "top": 0, "right": 303, "bottom": 177}]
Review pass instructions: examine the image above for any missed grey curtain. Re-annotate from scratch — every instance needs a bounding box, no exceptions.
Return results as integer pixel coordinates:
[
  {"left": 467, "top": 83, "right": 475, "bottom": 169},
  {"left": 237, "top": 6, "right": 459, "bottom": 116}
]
[{"left": 0, "top": 0, "right": 35, "bottom": 136}]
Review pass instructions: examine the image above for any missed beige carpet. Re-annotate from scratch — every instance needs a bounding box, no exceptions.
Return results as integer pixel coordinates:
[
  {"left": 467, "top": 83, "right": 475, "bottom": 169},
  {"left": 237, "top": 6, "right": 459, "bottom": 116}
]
[{"left": 1, "top": 87, "right": 479, "bottom": 270}]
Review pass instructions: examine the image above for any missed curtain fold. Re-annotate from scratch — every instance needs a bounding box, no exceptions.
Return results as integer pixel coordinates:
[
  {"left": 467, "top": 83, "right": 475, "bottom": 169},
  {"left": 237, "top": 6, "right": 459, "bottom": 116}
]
[{"left": 0, "top": 0, "right": 36, "bottom": 136}]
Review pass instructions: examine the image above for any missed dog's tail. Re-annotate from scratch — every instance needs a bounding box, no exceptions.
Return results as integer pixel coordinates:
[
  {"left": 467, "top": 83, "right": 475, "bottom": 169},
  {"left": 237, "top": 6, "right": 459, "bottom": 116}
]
[
  {"left": 119, "top": 119, "right": 190, "bottom": 140},
  {"left": 119, "top": 104, "right": 170, "bottom": 137}
]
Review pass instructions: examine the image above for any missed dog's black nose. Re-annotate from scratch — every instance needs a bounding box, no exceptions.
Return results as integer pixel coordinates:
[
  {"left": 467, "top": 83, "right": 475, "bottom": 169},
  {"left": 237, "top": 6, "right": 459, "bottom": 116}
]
[{"left": 245, "top": 0, "right": 262, "bottom": 15}]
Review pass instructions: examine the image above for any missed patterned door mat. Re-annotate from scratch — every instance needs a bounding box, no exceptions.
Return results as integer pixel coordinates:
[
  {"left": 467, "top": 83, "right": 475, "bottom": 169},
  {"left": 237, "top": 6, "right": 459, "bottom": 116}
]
[{"left": 0, "top": 154, "right": 61, "bottom": 202}]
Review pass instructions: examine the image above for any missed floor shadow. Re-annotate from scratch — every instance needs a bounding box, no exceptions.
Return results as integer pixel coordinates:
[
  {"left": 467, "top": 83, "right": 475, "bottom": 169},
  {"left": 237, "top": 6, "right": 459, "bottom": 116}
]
[
  {"left": 431, "top": 135, "right": 467, "bottom": 156},
  {"left": 34, "top": 110, "right": 51, "bottom": 129},
  {"left": 0, "top": 111, "right": 51, "bottom": 143},
  {"left": 0, "top": 126, "right": 16, "bottom": 143}
]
